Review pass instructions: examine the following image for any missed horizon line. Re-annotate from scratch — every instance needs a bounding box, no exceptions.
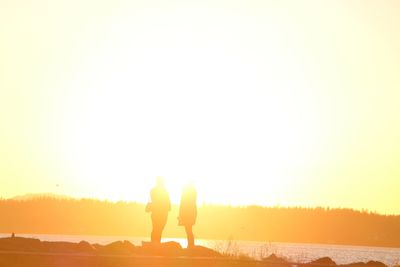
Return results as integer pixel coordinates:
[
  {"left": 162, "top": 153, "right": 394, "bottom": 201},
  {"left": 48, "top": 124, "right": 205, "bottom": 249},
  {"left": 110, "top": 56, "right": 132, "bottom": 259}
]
[{"left": 3, "top": 193, "right": 398, "bottom": 216}]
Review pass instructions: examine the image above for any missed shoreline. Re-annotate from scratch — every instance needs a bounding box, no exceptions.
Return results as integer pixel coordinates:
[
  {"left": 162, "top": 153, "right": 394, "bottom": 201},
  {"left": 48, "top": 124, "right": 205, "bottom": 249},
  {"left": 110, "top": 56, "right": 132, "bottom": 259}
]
[
  {"left": 4, "top": 232, "right": 400, "bottom": 250},
  {"left": 0, "top": 236, "right": 395, "bottom": 267}
]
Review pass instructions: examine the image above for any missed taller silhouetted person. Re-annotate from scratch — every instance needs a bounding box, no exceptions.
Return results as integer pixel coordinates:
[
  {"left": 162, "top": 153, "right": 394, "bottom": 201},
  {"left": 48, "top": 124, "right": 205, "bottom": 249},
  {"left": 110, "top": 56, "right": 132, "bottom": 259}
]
[
  {"left": 146, "top": 177, "right": 171, "bottom": 244},
  {"left": 178, "top": 183, "right": 197, "bottom": 248}
]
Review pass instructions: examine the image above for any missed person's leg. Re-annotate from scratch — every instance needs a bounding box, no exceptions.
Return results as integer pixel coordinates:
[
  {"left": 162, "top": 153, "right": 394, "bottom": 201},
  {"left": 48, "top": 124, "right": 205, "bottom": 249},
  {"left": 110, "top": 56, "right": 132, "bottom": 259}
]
[
  {"left": 151, "top": 217, "right": 159, "bottom": 243},
  {"left": 152, "top": 213, "right": 168, "bottom": 243},
  {"left": 155, "top": 227, "right": 162, "bottom": 243},
  {"left": 157, "top": 214, "right": 167, "bottom": 243},
  {"left": 151, "top": 214, "right": 163, "bottom": 243},
  {"left": 184, "top": 225, "right": 195, "bottom": 248}
]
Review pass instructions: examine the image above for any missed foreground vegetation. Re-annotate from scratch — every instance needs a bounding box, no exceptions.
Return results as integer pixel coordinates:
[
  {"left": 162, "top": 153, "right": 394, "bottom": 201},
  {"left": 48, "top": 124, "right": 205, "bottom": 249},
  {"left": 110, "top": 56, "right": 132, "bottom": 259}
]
[{"left": 0, "top": 236, "right": 390, "bottom": 267}]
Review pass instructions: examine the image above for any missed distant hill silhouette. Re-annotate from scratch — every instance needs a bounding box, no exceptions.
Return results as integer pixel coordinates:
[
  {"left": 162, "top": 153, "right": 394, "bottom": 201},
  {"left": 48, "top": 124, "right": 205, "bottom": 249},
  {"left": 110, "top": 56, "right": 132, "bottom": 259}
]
[
  {"left": 11, "top": 193, "right": 72, "bottom": 201},
  {"left": 0, "top": 197, "right": 399, "bottom": 248}
]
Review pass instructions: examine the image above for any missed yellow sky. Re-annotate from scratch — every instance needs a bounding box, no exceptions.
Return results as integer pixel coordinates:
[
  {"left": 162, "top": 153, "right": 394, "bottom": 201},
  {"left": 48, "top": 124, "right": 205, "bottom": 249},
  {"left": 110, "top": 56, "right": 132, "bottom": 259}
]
[{"left": 1, "top": 0, "right": 400, "bottom": 214}]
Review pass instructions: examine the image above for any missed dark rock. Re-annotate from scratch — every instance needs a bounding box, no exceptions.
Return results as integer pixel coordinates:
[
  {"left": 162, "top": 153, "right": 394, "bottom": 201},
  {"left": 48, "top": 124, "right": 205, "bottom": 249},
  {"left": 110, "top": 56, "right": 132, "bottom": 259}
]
[
  {"left": 141, "top": 241, "right": 183, "bottom": 256},
  {"left": 182, "top": 245, "right": 222, "bottom": 257},
  {"left": 97, "top": 240, "right": 137, "bottom": 254},
  {"left": 77, "top": 240, "right": 95, "bottom": 253},
  {"left": 0, "top": 236, "right": 389, "bottom": 267},
  {"left": 92, "top": 243, "right": 102, "bottom": 250},
  {"left": 263, "top": 253, "right": 288, "bottom": 262},
  {"left": 309, "top": 257, "right": 337, "bottom": 266},
  {"left": 340, "top": 262, "right": 366, "bottom": 267},
  {"left": 41, "top": 241, "right": 79, "bottom": 253},
  {"left": 339, "top": 261, "right": 386, "bottom": 267},
  {"left": 366, "top": 261, "right": 387, "bottom": 267},
  {"left": 0, "top": 237, "right": 42, "bottom": 252},
  {"left": 122, "top": 240, "right": 137, "bottom": 253},
  {"left": 262, "top": 253, "right": 291, "bottom": 267},
  {"left": 162, "top": 241, "right": 182, "bottom": 251}
]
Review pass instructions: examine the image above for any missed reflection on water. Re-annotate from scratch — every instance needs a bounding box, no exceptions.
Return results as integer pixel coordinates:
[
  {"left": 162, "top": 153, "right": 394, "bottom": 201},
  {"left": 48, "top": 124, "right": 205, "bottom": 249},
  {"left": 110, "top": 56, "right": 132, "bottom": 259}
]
[{"left": 1, "top": 233, "right": 399, "bottom": 266}]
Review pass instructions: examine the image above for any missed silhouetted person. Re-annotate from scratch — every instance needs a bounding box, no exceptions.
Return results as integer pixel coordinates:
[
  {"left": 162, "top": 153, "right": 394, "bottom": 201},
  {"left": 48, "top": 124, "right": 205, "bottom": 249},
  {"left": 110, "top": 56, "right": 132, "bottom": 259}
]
[
  {"left": 178, "top": 183, "right": 197, "bottom": 248},
  {"left": 146, "top": 177, "right": 171, "bottom": 244}
]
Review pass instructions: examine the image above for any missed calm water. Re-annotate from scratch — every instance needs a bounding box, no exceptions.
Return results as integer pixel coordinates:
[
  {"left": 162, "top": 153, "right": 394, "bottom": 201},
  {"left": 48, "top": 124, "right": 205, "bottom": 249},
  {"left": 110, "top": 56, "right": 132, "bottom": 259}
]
[{"left": 1, "top": 233, "right": 399, "bottom": 266}]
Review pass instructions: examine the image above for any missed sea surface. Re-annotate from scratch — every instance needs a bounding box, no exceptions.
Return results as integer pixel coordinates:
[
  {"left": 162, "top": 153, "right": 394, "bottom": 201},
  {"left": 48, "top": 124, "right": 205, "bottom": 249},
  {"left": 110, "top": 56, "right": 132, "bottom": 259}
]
[{"left": 1, "top": 233, "right": 399, "bottom": 266}]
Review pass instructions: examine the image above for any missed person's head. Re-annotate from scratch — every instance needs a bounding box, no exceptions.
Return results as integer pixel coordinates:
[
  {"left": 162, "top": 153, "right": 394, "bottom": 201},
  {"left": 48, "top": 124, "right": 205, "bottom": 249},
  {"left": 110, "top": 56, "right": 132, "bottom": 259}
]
[
  {"left": 156, "top": 176, "right": 165, "bottom": 187},
  {"left": 183, "top": 181, "right": 196, "bottom": 192}
]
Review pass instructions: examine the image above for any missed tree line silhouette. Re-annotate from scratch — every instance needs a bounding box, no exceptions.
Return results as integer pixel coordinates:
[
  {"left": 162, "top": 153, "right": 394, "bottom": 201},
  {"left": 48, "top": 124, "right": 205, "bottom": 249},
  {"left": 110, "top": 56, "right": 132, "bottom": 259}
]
[{"left": 0, "top": 197, "right": 399, "bottom": 248}]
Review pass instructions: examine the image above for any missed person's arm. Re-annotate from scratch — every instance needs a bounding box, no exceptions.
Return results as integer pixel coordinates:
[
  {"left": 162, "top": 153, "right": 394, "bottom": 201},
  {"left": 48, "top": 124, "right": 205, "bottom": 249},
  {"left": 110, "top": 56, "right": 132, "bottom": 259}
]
[
  {"left": 146, "top": 189, "right": 154, "bottom": 212},
  {"left": 167, "top": 193, "right": 171, "bottom": 211}
]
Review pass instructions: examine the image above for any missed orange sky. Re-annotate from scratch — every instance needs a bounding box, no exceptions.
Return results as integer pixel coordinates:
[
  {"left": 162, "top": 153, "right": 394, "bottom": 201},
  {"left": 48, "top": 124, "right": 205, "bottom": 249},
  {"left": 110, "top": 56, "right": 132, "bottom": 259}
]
[{"left": 1, "top": 0, "right": 400, "bottom": 214}]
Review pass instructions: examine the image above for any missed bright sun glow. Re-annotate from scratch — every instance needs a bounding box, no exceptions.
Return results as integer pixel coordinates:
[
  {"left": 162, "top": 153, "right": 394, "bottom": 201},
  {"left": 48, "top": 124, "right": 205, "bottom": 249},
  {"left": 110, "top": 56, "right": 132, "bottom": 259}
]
[
  {"left": 2, "top": 0, "right": 400, "bottom": 214},
  {"left": 54, "top": 13, "right": 323, "bottom": 204}
]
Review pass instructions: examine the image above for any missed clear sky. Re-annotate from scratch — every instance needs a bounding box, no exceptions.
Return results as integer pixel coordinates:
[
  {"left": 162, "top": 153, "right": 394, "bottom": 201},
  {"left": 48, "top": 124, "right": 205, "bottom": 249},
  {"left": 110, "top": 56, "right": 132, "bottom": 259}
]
[{"left": 1, "top": 0, "right": 399, "bottom": 214}]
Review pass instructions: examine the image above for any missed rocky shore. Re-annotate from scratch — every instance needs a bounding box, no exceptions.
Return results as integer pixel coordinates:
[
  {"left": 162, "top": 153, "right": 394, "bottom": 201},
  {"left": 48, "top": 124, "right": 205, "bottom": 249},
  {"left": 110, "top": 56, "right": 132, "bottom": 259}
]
[{"left": 0, "top": 236, "right": 391, "bottom": 267}]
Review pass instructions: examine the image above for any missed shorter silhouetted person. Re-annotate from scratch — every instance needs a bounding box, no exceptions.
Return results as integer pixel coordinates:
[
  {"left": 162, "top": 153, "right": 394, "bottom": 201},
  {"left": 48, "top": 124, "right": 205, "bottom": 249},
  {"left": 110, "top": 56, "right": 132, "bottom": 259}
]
[
  {"left": 146, "top": 177, "right": 171, "bottom": 244},
  {"left": 178, "top": 183, "right": 197, "bottom": 248}
]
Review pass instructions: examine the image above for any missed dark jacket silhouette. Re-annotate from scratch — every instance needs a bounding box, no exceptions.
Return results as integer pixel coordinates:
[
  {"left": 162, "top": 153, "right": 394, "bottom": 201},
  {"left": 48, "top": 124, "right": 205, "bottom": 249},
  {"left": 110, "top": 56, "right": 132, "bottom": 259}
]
[
  {"left": 146, "top": 178, "right": 171, "bottom": 244},
  {"left": 178, "top": 184, "right": 197, "bottom": 248}
]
